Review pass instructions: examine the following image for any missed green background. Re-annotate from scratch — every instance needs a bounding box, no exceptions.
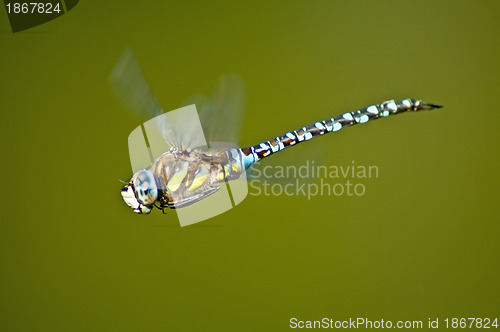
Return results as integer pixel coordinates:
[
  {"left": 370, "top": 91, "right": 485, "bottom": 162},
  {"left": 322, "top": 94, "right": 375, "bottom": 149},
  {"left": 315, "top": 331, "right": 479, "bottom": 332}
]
[{"left": 1, "top": 0, "right": 499, "bottom": 330}]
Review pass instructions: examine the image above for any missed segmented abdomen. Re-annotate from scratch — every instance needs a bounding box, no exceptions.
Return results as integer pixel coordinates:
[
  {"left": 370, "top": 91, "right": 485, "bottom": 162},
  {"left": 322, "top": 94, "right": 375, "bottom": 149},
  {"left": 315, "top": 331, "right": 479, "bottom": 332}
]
[{"left": 241, "top": 99, "right": 441, "bottom": 168}]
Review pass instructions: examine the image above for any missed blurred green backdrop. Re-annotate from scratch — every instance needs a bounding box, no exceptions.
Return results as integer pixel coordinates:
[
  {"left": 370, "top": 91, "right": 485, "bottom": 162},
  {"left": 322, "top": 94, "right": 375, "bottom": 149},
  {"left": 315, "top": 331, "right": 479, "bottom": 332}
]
[{"left": 0, "top": 0, "right": 498, "bottom": 331}]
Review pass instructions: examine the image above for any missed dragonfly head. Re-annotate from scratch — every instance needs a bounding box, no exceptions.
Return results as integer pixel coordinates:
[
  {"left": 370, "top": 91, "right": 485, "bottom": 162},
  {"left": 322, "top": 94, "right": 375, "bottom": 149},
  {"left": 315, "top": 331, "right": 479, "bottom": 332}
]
[{"left": 121, "top": 169, "right": 158, "bottom": 214}]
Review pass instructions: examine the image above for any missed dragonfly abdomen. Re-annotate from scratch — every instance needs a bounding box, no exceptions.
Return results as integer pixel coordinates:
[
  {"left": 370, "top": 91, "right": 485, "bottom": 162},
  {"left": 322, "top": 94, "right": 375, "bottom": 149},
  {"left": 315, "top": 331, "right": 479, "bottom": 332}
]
[{"left": 240, "top": 99, "right": 442, "bottom": 168}]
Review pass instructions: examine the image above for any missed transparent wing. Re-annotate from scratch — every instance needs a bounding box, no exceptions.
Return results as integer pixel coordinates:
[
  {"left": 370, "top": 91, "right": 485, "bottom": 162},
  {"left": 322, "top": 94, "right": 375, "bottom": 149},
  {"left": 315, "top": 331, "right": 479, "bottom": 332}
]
[
  {"left": 180, "top": 74, "right": 245, "bottom": 145},
  {"left": 109, "top": 48, "right": 181, "bottom": 150}
]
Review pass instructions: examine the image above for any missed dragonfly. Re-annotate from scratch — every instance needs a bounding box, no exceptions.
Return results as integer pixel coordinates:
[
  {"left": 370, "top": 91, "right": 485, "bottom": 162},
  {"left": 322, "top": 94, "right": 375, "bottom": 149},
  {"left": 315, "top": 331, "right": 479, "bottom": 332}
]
[{"left": 111, "top": 50, "right": 442, "bottom": 216}]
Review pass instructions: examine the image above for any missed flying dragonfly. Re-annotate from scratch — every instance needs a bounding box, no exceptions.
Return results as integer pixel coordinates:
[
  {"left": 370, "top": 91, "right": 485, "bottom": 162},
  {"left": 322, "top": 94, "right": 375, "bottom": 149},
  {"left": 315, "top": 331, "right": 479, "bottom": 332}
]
[{"left": 111, "top": 50, "right": 442, "bottom": 217}]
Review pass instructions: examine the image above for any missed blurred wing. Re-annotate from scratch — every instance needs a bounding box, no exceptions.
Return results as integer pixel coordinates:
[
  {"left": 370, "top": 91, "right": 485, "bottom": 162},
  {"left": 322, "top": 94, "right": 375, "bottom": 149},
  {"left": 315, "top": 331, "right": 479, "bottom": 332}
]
[
  {"left": 165, "top": 94, "right": 211, "bottom": 150},
  {"left": 180, "top": 74, "right": 245, "bottom": 145},
  {"left": 109, "top": 48, "right": 181, "bottom": 150}
]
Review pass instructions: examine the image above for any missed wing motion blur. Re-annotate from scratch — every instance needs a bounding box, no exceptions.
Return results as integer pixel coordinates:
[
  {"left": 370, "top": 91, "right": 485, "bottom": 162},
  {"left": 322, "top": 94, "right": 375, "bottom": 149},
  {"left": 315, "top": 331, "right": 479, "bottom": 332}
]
[{"left": 109, "top": 48, "right": 181, "bottom": 150}]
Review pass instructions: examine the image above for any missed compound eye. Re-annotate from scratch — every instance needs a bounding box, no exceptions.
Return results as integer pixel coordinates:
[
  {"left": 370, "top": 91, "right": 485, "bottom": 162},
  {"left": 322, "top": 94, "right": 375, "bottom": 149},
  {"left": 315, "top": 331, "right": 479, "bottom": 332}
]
[{"left": 133, "top": 170, "right": 158, "bottom": 205}]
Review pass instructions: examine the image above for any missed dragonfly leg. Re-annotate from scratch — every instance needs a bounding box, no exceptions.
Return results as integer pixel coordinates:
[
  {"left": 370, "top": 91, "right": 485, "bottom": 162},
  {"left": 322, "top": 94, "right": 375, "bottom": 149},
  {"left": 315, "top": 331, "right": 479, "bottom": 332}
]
[{"left": 154, "top": 202, "right": 168, "bottom": 214}]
